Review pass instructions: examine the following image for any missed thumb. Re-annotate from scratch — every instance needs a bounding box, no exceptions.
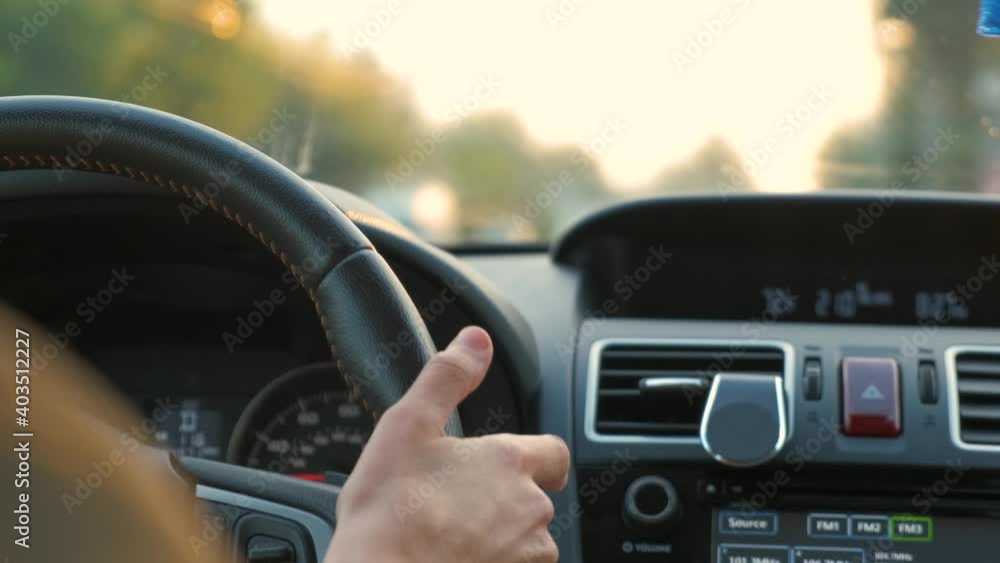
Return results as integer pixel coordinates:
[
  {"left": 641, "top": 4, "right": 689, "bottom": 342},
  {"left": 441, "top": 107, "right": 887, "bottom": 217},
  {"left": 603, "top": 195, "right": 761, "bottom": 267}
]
[{"left": 392, "top": 326, "right": 493, "bottom": 434}]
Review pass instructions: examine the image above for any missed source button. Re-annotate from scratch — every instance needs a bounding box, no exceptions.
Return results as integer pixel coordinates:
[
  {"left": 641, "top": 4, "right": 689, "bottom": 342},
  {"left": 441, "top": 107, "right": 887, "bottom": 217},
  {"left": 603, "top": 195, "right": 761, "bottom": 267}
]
[{"left": 719, "top": 511, "right": 779, "bottom": 535}]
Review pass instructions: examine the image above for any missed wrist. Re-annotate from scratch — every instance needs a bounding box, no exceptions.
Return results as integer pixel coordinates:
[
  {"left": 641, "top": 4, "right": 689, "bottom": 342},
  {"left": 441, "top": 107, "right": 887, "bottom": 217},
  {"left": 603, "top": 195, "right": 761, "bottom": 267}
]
[{"left": 324, "top": 529, "right": 407, "bottom": 563}]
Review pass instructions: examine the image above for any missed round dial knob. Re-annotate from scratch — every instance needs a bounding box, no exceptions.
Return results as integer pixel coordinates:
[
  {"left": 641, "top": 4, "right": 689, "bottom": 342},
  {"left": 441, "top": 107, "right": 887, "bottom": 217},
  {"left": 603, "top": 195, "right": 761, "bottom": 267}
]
[{"left": 622, "top": 476, "right": 681, "bottom": 528}]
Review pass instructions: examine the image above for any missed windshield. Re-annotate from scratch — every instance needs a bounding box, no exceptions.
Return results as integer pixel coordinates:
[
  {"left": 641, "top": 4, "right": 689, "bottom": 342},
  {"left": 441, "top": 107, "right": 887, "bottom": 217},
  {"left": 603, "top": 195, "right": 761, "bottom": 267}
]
[{"left": 2, "top": 0, "right": 996, "bottom": 243}]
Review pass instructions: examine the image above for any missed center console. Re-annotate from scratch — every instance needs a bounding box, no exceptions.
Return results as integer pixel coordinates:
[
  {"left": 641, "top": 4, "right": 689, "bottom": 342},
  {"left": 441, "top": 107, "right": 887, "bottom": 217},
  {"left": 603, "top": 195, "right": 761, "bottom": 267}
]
[
  {"left": 578, "top": 464, "right": 1000, "bottom": 562},
  {"left": 712, "top": 509, "right": 998, "bottom": 562},
  {"left": 551, "top": 195, "right": 1000, "bottom": 563},
  {"left": 572, "top": 322, "right": 1000, "bottom": 563}
]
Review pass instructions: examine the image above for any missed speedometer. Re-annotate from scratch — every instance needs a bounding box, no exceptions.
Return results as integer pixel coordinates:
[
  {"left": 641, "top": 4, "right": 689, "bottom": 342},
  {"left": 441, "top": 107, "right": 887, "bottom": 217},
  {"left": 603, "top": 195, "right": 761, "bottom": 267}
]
[{"left": 227, "top": 363, "right": 373, "bottom": 478}]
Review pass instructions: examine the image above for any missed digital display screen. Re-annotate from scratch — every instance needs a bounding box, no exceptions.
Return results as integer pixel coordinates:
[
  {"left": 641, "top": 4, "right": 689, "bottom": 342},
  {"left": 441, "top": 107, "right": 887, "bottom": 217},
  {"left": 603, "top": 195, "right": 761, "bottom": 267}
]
[
  {"left": 712, "top": 509, "right": 999, "bottom": 562},
  {"left": 616, "top": 253, "right": 1000, "bottom": 327},
  {"left": 142, "top": 397, "right": 243, "bottom": 460}
]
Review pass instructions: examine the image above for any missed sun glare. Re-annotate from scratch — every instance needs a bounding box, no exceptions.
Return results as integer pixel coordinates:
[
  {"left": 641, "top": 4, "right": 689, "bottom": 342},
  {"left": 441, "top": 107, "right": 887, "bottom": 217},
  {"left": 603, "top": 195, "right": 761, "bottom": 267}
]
[
  {"left": 411, "top": 181, "right": 459, "bottom": 238},
  {"left": 255, "top": 0, "right": 885, "bottom": 192}
]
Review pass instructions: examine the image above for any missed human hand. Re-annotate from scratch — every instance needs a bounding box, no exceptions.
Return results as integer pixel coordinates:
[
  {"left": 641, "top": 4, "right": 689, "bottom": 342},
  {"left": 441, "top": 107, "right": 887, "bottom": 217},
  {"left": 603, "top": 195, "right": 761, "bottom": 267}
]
[{"left": 324, "top": 326, "right": 570, "bottom": 563}]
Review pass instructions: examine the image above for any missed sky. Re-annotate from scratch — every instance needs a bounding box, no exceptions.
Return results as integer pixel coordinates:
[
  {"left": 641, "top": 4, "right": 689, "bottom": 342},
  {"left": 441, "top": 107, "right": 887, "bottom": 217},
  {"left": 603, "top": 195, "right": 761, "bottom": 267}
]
[{"left": 256, "top": 0, "right": 887, "bottom": 193}]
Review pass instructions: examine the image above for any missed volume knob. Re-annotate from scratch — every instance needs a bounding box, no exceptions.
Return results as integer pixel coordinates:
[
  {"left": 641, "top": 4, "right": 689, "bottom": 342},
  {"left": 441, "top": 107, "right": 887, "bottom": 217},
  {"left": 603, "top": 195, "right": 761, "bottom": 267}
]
[{"left": 622, "top": 476, "right": 681, "bottom": 528}]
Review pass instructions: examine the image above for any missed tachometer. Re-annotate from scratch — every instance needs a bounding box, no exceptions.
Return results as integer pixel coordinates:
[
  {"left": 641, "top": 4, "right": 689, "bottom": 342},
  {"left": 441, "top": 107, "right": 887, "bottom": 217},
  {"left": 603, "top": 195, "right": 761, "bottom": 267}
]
[{"left": 227, "top": 363, "right": 373, "bottom": 477}]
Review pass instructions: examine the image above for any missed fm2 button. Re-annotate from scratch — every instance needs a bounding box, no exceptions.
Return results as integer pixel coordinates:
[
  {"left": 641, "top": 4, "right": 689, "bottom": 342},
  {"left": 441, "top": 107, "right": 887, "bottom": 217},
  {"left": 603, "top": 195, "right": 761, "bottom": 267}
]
[{"left": 841, "top": 357, "right": 901, "bottom": 437}]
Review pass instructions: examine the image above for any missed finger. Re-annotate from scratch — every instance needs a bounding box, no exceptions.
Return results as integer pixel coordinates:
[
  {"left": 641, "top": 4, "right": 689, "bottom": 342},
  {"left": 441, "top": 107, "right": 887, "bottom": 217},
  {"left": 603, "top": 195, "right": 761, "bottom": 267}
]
[
  {"left": 510, "top": 434, "right": 571, "bottom": 491},
  {"left": 394, "top": 326, "right": 493, "bottom": 433},
  {"left": 519, "top": 529, "right": 559, "bottom": 563}
]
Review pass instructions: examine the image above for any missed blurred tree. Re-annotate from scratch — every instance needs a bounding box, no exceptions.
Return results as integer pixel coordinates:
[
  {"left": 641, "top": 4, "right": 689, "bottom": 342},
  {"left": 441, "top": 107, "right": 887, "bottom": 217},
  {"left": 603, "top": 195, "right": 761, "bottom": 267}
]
[
  {"left": 0, "top": 0, "right": 627, "bottom": 241},
  {"left": 640, "top": 137, "right": 756, "bottom": 197},
  {"left": 429, "top": 113, "right": 610, "bottom": 240},
  {"left": 0, "top": 0, "right": 425, "bottom": 186},
  {"left": 817, "top": 0, "right": 995, "bottom": 191}
]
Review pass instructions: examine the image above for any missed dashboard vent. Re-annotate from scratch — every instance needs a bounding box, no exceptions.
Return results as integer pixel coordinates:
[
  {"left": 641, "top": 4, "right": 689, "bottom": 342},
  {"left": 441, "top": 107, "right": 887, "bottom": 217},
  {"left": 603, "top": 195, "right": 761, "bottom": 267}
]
[
  {"left": 593, "top": 343, "right": 785, "bottom": 438},
  {"left": 955, "top": 351, "right": 1000, "bottom": 445}
]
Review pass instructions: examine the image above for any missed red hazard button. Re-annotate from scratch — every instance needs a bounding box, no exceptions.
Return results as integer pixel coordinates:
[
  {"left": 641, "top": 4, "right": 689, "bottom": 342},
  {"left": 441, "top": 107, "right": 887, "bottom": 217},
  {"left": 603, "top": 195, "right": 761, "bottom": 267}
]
[{"left": 841, "top": 357, "right": 901, "bottom": 437}]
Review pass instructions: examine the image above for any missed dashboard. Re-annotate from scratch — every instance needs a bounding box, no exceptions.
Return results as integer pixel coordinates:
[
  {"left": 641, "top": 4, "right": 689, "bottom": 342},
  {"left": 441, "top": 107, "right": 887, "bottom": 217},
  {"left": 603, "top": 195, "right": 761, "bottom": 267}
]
[
  {"left": 599, "top": 250, "right": 1000, "bottom": 326},
  {"left": 564, "top": 195, "right": 1000, "bottom": 327},
  {"left": 4, "top": 217, "right": 378, "bottom": 475},
  {"left": 0, "top": 182, "right": 531, "bottom": 483},
  {"left": 486, "top": 194, "right": 1000, "bottom": 563},
  {"left": 3, "top": 175, "right": 1000, "bottom": 563},
  {"left": 131, "top": 361, "right": 373, "bottom": 476}
]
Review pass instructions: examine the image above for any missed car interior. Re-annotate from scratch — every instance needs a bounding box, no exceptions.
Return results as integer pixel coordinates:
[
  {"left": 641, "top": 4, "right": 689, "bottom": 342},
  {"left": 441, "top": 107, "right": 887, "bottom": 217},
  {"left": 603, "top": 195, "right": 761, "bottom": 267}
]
[{"left": 3, "top": 1, "right": 1000, "bottom": 562}]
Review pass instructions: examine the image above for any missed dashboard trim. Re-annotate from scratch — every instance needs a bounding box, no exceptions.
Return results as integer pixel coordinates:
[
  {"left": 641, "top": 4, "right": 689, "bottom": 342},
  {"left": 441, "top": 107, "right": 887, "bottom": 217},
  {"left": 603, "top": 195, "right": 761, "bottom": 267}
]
[
  {"left": 196, "top": 484, "right": 335, "bottom": 561},
  {"left": 945, "top": 344, "right": 1000, "bottom": 453},
  {"left": 583, "top": 337, "right": 796, "bottom": 445}
]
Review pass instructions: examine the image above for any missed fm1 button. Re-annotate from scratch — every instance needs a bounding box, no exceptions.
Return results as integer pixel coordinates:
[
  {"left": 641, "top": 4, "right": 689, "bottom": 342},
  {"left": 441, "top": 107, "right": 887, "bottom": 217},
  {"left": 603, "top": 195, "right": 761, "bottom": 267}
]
[
  {"left": 808, "top": 514, "right": 848, "bottom": 538},
  {"left": 841, "top": 357, "right": 901, "bottom": 437}
]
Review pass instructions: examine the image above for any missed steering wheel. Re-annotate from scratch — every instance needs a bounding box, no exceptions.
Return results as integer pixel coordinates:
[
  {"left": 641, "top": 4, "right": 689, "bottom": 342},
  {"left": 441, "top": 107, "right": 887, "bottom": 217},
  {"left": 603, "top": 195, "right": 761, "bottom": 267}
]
[{"left": 0, "top": 96, "right": 462, "bottom": 561}]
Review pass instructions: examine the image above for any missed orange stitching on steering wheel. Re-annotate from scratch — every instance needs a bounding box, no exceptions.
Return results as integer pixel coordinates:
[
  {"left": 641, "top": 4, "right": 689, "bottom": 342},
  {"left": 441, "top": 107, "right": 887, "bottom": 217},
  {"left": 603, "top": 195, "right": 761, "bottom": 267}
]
[{"left": 2, "top": 152, "right": 383, "bottom": 421}]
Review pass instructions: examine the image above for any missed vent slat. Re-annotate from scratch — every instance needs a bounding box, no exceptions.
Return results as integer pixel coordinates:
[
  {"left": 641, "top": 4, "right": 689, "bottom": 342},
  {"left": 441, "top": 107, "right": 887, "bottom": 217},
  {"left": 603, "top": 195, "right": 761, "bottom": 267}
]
[
  {"left": 960, "top": 429, "right": 1000, "bottom": 445},
  {"left": 955, "top": 360, "right": 1000, "bottom": 377},
  {"left": 602, "top": 349, "right": 783, "bottom": 362},
  {"left": 599, "top": 389, "right": 641, "bottom": 398},
  {"left": 955, "top": 351, "right": 1000, "bottom": 446},
  {"left": 960, "top": 405, "right": 1000, "bottom": 421},
  {"left": 594, "top": 344, "right": 784, "bottom": 438},
  {"left": 596, "top": 421, "right": 701, "bottom": 434},
  {"left": 600, "top": 369, "right": 713, "bottom": 378},
  {"left": 957, "top": 379, "right": 1000, "bottom": 397}
]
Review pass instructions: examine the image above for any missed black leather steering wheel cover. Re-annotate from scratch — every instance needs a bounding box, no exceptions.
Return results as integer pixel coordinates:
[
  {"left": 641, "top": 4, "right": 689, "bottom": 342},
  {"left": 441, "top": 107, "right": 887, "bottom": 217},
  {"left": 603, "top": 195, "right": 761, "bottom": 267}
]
[{"left": 0, "top": 95, "right": 462, "bottom": 435}]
